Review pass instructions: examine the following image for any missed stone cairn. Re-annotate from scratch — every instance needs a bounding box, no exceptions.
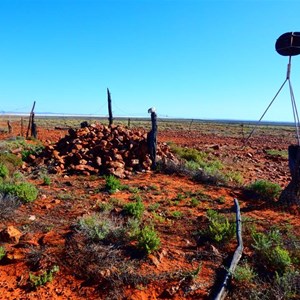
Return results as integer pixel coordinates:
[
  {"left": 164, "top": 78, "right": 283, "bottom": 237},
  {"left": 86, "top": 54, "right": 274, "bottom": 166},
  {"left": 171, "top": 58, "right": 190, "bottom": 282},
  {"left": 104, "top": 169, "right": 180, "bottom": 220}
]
[{"left": 26, "top": 123, "right": 176, "bottom": 178}]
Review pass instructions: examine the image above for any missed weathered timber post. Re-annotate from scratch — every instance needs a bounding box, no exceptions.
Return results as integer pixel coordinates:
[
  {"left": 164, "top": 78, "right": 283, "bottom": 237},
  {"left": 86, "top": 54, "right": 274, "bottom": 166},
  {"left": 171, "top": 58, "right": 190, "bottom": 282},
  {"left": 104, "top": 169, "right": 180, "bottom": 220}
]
[
  {"left": 147, "top": 107, "right": 157, "bottom": 170},
  {"left": 31, "top": 112, "right": 37, "bottom": 138},
  {"left": 128, "top": 118, "right": 131, "bottom": 128},
  {"left": 26, "top": 101, "right": 36, "bottom": 139},
  {"left": 279, "top": 144, "right": 300, "bottom": 205},
  {"left": 107, "top": 88, "right": 113, "bottom": 126},
  {"left": 7, "top": 120, "right": 12, "bottom": 134},
  {"left": 21, "top": 117, "right": 24, "bottom": 137}
]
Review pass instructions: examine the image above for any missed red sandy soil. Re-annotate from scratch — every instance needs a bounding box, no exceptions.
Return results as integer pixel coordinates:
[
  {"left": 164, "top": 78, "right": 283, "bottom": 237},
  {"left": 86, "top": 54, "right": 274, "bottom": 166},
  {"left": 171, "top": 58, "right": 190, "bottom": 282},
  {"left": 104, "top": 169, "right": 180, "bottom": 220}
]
[{"left": 0, "top": 122, "right": 299, "bottom": 300}]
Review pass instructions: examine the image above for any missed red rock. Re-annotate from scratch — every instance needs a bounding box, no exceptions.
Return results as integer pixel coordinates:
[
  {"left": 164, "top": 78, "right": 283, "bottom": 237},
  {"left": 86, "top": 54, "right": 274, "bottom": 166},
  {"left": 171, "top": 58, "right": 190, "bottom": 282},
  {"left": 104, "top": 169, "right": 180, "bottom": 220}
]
[{"left": 0, "top": 226, "right": 22, "bottom": 244}]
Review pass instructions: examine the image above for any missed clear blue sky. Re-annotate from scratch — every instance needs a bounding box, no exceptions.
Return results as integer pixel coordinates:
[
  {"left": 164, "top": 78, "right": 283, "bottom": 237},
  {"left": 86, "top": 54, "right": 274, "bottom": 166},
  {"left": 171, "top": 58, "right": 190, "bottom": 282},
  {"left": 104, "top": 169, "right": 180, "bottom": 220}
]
[{"left": 1, "top": 0, "right": 300, "bottom": 121}]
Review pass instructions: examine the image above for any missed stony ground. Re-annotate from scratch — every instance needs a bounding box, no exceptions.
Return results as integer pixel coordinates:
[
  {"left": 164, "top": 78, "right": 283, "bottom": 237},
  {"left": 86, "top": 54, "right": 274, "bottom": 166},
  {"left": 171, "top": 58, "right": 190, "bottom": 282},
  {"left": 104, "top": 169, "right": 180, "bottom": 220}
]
[{"left": 0, "top": 118, "right": 299, "bottom": 300}]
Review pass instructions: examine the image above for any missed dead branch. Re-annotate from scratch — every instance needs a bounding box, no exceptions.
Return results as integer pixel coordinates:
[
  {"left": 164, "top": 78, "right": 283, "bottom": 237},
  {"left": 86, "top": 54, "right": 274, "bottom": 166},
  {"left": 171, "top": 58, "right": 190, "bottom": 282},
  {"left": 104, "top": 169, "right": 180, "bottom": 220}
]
[{"left": 214, "top": 198, "right": 243, "bottom": 300}]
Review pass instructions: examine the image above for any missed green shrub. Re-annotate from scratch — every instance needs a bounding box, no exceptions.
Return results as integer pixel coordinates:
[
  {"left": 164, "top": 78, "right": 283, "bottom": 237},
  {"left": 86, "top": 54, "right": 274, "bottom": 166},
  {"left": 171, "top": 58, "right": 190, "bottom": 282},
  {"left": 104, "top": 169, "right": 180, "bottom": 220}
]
[
  {"left": 148, "top": 202, "right": 160, "bottom": 212},
  {"left": 225, "top": 171, "right": 244, "bottom": 185},
  {"left": 273, "top": 269, "right": 300, "bottom": 299},
  {"left": 0, "top": 246, "right": 6, "bottom": 261},
  {"left": 0, "top": 152, "right": 22, "bottom": 170},
  {"left": 252, "top": 229, "right": 291, "bottom": 272},
  {"left": 171, "top": 210, "right": 184, "bottom": 219},
  {"left": 0, "top": 163, "right": 9, "bottom": 179},
  {"left": 271, "top": 246, "right": 292, "bottom": 270},
  {"left": 78, "top": 214, "right": 111, "bottom": 242},
  {"left": 233, "top": 262, "right": 257, "bottom": 284},
  {"left": 190, "top": 197, "right": 200, "bottom": 207},
  {"left": 247, "top": 180, "right": 281, "bottom": 201},
  {"left": 42, "top": 175, "right": 51, "bottom": 186},
  {"left": 123, "top": 200, "right": 144, "bottom": 219},
  {"left": 0, "top": 182, "right": 38, "bottom": 202},
  {"left": 29, "top": 265, "right": 59, "bottom": 287},
  {"left": 265, "top": 149, "right": 288, "bottom": 159},
  {"left": 203, "top": 209, "right": 235, "bottom": 244},
  {"left": 104, "top": 175, "right": 121, "bottom": 194},
  {"left": 98, "top": 201, "right": 114, "bottom": 212},
  {"left": 78, "top": 213, "right": 126, "bottom": 243},
  {"left": 21, "top": 144, "right": 44, "bottom": 161},
  {"left": 137, "top": 225, "right": 160, "bottom": 255}
]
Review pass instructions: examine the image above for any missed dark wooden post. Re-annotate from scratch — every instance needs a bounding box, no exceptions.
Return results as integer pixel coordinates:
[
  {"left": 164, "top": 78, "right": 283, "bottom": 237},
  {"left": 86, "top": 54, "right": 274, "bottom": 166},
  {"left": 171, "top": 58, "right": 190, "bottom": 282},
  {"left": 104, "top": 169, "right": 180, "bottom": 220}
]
[
  {"left": 279, "top": 144, "right": 300, "bottom": 205},
  {"left": 107, "top": 88, "right": 113, "bottom": 126},
  {"left": 128, "top": 118, "right": 131, "bottom": 128},
  {"left": 21, "top": 117, "right": 24, "bottom": 137},
  {"left": 31, "top": 112, "right": 37, "bottom": 138},
  {"left": 7, "top": 120, "right": 12, "bottom": 134},
  {"left": 147, "top": 107, "right": 157, "bottom": 170},
  {"left": 26, "top": 101, "right": 36, "bottom": 139}
]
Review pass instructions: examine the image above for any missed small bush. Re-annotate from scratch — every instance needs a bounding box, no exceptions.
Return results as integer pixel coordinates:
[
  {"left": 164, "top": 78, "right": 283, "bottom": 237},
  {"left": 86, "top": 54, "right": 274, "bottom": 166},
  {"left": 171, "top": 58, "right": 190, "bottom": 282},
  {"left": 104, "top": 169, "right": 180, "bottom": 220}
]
[
  {"left": 0, "top": 163, "right": 9, "bottom": 179},
  {"left": 190, "top": 197, "right": 200, "bottom": 207},
  {"left": 225, "top": 171, "right": 244, "bottom": 186},
  {"left": 123, "top": 200, "right": 144, "bottom": 219},
  {"left": 265, "top": 149, "right": 288, "bottom": 159},
  {"left": 202, "top": 209, "right": 235, "bottom": 244},
  {"left": 171, "top": 210, "right": 184, "bottom": 219},
  {"left": 0, "top": 182, "right": 38, "bottom": 203},
  {"left": 104, "top": 175, "right": 121, "bottom": 194},
  {"left": 21, "top": 144, "right": 44, "bottom": 161},
  {"left": 233, "top": 262, "right": 257, "bottom": 284},
  {"left": 78, "top": 213, "right": 126, "bottom": 243},
  {"left": 42, "top": 175, "right": 51, "bottom": 186},
  {"left": 246, "top": 180, "right": 281, "bottom": 201},
  {"left": 29, "top": 265, "right": 59, "bottom": 288},
  {"left": 137, "top": 225, "right": 160, "bottom": 255},
  {"left": 0, "top": 193, "right": 21, "bottom": 220},
  {"left": 0, "top": 246, "right": 6, "bottom": 261},
  {"left": 0, "top": 153, "right": 22, "bottom": 175},
  {"left": 252, "top": 229, "right": 291, "bottom": 272},
  {"left": 78, "top": 214, "right": 111, "bottom": 242},
  {"left": 272, "top": 269, "right": 300, "bottom": 299}
]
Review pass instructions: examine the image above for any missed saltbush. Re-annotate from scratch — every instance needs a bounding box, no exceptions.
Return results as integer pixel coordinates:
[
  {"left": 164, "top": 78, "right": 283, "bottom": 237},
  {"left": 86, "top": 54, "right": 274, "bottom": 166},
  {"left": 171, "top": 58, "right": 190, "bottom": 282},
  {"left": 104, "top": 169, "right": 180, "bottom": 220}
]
[
  {"left": 78, "top": 214, "right": 111, "bottom": 242},
  {"left": 104, "top": 175, "right": 121, "bottom": 194},
  {"left": 202, "top": 209, "right": 235, "bottom": 244},
  {"left": 0, "top": 182, "right": 38, "bottom": 203},
  {"left": 0, "top": 246, "right": 5, "bottom": 261},
  {"left": 252, "top": 229, "right": 292, "bottom": 272},
  {"left": 29, "top": 265, "right": 59, "bottom": 287},
  {"left": 137, "top": 225, "right": 160, "bottom": 255},
  {"left": 247, "top": 180, "right": 281, "bottom": 201},
  {"left": 0, "top": 163, "right": 9, "bottom": 179},
  {"left": 123, "top": 200, "right": 144, "bottom": 219},
  {"left": 233, "top": 262, "right": 257, "bottom": 284}
]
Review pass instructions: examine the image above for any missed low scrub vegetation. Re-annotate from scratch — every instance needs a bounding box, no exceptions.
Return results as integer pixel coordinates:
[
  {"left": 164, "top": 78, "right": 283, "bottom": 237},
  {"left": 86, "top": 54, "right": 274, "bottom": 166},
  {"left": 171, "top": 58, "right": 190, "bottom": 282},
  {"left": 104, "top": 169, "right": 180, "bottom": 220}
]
[
  {"left": 0, "top": 246, "right": 5, "bottom": 261},
  {"left": 137, "top": 225, "right": 161, "bottom": 255},
  {"left": 0, "top": 182, "right": 38, "bottom": 203},
  {"left": 165, "top": 143, "right": 244, "bottom": 186},
  {"left": 29, "top": 265, "right": 59, "bottom": 288},
  {"left": 246, "top": 180, "right": 281, "bottom": 201},
  {"left": 104, "top": 175, "right": 122, "bottom": 194},
  {"left": 198, "top": 209, "right": 235, "bottom": 244},
  {"left": 251, "top": 229, "right": 292, "bottom": 272}
]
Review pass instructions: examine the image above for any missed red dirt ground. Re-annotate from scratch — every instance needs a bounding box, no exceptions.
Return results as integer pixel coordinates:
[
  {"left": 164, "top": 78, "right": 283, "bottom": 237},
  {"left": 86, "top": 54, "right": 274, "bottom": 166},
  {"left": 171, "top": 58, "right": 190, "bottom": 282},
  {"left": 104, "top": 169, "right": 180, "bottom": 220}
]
[{"left": 0, "top": 121, "right": 299, "bottom": 300}]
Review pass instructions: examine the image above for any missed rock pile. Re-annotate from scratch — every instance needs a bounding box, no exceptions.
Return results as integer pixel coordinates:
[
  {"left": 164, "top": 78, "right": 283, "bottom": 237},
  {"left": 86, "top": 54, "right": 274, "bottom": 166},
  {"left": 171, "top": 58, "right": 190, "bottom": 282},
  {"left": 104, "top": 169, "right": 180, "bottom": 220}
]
[{"left": 27, "top": 123, "right": 175, "bottom": 178}]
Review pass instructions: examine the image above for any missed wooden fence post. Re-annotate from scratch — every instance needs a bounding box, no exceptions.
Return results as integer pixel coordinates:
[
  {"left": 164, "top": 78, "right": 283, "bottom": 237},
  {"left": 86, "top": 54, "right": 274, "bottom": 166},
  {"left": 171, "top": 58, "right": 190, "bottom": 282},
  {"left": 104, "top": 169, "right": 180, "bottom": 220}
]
[
  {"left": 26, "top": 101, "right": 36, "bottom": 139},
  {"left": 107, "top": 88, "right": 113, "bottom": 126}
]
